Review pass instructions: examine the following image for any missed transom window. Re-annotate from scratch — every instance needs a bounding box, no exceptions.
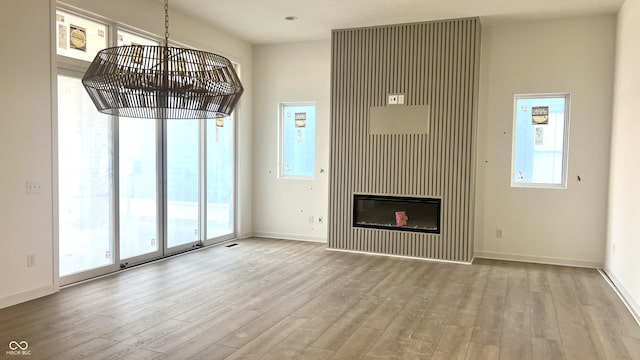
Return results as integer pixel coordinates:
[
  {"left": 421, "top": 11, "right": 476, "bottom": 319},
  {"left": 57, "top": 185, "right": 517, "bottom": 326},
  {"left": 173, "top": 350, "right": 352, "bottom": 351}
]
[{"left": 56, "top": 9, "right": 108, "bottom": 62}]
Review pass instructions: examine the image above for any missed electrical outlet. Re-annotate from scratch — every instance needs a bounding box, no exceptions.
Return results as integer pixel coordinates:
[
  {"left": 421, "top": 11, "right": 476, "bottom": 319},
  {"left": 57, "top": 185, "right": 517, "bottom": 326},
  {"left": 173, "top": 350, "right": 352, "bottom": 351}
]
[
  {"left": 27, "top": 254, "right": 36, "bottom": 267},
  {"left": 150, "top": 238, "right": 156, "bottom": 247},
  {"left": 26, "top": 181, "right": 42, "bottom": 194},
  {"left": 388, "top": 94, "right": 405, "bottom": 105},
  {"left": 105, "top": 250, "right": 111, "bottom": 259},
  {"left": 496, "top": 229, "right": 503, "bottom": 238}
]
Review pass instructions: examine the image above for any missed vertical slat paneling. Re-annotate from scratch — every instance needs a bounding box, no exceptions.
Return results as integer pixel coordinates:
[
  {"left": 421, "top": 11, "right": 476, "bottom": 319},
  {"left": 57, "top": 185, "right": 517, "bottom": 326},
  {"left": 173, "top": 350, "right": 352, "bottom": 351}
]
[{"left": 329, "top": 18, "right": 480, "bottom": 262}]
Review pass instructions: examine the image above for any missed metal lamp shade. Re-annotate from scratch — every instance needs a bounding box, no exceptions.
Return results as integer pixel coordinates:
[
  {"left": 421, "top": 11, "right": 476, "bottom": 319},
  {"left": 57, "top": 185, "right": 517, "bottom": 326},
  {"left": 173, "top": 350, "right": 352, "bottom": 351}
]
[{"left": 82, "top": 45, "right": 243, "bottom": 119}]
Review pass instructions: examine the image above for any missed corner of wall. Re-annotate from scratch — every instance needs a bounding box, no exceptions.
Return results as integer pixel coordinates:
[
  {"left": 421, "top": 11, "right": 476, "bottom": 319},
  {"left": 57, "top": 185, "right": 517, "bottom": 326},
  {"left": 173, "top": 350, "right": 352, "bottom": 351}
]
[{"left": 604, "top": 0, "right": 640, "bottom": 323}]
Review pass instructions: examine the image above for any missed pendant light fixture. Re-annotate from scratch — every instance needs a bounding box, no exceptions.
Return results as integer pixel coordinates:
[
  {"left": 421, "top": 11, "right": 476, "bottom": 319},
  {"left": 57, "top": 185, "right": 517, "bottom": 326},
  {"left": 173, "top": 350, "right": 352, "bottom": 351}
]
[{"left": 82, "top": 0, "right": 243, "bottom": 119}]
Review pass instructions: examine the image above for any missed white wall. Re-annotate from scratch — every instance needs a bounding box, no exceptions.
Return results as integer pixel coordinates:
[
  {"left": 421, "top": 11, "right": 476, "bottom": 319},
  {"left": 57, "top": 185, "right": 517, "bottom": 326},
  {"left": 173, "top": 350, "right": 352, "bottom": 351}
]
[
  {"left": 606, "top": 0, "right": 640, "bottom": 318},
  {"left": 474, "top": 15, "right": 616, "bottom": 267},
  {"left": 0, "top": 0, "right": 55, "bottom": 308},
  {"left": 0, "top": 0, "right": 252, "bottom": 309},
  {"left": 252, "top": 41, "right": 331, "bottom": 242}
]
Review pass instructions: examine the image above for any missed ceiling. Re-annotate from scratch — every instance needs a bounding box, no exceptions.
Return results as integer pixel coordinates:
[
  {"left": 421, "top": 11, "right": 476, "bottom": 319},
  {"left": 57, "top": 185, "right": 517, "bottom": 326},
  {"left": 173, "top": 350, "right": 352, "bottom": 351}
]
[{"left": 166, "top": 0, "right": 624, "bottom": 44}]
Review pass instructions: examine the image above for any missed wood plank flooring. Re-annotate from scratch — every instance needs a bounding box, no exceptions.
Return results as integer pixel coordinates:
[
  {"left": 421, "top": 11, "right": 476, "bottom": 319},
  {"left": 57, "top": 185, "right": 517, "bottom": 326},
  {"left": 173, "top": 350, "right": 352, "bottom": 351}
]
[{"left": 0, "top": 238, "right": 638, "bottom": 359}]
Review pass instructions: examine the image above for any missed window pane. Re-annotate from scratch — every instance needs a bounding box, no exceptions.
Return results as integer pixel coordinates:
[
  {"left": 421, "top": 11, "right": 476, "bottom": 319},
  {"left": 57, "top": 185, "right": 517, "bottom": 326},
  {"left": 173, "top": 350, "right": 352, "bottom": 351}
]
[
  {"left": 206, "top": 117, "right": 234, "bottom": 239},
  {"left": 512, "top": 95, "right": 569, "bottom": 187},
  {"left": 280, "top": 103, "right": 316, "bottom": 178},
  {"left": 119, "top": 118, "right": 158, "bottom": 259},
  {"left": 56, "top": 10, "right": 108, "bottom": 62},
  {"left": 117, "top": 30, "right": 159, "bottom": 46},
  {"left": 167, "top": 120, "right": 200, "bottom": 248},
  {"left": 58, "top": 74, "right": 113, "bottom": 276}
]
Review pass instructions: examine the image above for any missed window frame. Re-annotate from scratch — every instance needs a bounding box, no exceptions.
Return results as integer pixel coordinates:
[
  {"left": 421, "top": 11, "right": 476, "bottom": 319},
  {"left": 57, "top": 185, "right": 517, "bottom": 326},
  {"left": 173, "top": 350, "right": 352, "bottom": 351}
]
[
  {"left": 510, "top": 93, "right": 571, "bottom": 189},
  {"left": 277, "top": 101, "right": 317, "bottom": 180}
]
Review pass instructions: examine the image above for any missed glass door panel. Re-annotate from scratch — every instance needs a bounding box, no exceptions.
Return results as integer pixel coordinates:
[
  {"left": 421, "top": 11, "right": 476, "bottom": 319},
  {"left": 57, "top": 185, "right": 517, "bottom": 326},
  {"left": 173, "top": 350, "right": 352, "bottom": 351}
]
[
  {"left": 56, "top": 11, "right": 239, "bottom": 284},
  {"left": 58, "top": 73, "right": 115, "bottom": 278},
  {"left": 206, "top": 117, "right": 234, "bottom": 241},
  {"left": 166, "top": 120, "right": 200, "bottom": 249},
  {"left": 119, "top": 118, "right": 159, "bottom": 260}
]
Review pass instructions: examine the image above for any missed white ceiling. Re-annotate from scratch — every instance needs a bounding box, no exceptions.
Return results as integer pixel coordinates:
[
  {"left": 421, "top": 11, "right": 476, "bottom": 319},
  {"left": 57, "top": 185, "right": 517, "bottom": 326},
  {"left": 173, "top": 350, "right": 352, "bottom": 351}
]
[{"left": 166, "top": 0, "right": 623, "bottom": 44}]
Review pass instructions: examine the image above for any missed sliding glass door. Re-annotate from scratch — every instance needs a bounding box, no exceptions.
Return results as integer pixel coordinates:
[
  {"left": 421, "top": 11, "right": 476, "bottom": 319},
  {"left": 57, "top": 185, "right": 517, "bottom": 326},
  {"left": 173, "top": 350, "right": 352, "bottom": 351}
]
[
  {"left": 119, "top": 118, "right": 161, "bottom": 262},
  {"left": 57, "top": 75, "right": 237, "bottom": 284},
  {"left": 206, "top": 117, "right": 235, "bottom": 243},
  {"left": 57, "top": 71, "right": 117, "bottom": 280},
  {"left": 166, "top": 120, "right": 201, "bottom": 250},
  {"left": 56, "top": 8, "right": 237, "bottom": 285}
]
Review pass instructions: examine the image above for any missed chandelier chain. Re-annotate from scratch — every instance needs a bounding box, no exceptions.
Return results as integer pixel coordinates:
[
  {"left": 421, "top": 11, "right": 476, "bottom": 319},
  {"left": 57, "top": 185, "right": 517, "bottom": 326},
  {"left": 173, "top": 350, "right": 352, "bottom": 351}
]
[{"left": 164, "top": 0, "right": 169, "bottom": 46}]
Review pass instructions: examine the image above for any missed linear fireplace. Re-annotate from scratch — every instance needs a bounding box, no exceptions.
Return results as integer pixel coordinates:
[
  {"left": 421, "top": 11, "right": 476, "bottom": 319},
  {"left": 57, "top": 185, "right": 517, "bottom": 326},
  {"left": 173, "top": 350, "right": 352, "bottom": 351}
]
[{"left": 353, "top": 194, "right": 441, "bottom": 234}]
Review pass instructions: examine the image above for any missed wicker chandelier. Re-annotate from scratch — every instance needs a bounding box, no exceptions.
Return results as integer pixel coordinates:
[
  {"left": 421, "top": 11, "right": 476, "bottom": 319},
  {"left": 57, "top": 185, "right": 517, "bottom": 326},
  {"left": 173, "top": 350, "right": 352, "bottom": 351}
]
[{"left": 82, "top": 0, "right": 243, "bottom": 119}]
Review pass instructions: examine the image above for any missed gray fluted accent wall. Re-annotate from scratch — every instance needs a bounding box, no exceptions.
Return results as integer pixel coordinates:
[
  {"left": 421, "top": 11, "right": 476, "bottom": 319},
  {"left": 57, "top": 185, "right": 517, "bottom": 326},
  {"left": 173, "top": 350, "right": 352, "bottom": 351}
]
[{"left": 328, "top": 18, "right": 481, "bottom": 262}]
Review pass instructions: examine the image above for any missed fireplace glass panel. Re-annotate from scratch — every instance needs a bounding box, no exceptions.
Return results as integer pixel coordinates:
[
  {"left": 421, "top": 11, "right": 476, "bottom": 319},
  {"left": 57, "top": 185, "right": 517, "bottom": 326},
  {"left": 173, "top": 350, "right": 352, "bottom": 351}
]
[{"left": 353, "top": 195, "right": 440, "bottom": 234}]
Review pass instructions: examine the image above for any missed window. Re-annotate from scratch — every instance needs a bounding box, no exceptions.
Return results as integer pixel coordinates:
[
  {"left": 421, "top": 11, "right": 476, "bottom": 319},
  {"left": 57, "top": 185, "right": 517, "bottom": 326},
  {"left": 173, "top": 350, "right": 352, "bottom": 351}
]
[
  {"left": 56, "top": 9, "right": 108, "bottom": 62},
  {"left": 117, "top": 29, "right": 159, "bottom": 47},
  {"left": 207, "top": 116, "right": 235, "bottom": 240},
  {"left": 166, "top": 119, "right": 201, "bottom": 248},
  {"left": 56, "top": 6, "right": 238, "bottom": 284},
  {"left": 279, "top": 102, "right": 316, "bottom": 178},
  {"left": 118, "top": 117, "right": 158, "bottom": 260},
  {"left": 57, "top": 72, "right": 114, "bottom": 277},
  {"left": 117, "top": 30, "right": 160, "bottom": 261},
  {"left": 512, "top": 94, "right": 570, "bottom": 188}
]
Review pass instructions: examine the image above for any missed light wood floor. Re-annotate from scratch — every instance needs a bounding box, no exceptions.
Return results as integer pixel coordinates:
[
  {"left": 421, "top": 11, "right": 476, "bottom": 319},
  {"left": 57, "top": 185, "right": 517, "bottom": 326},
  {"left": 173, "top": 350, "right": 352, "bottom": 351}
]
[{"left": 1, "top": 238, "right": 639, "bottom": 360}]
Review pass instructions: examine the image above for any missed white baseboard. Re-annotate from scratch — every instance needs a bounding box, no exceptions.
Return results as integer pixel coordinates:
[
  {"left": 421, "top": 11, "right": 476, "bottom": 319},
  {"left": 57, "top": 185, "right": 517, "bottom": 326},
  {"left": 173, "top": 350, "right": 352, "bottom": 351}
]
[
  {"left": 252, "top": 231, "right": 327, "bottom": 243},
  {"left": 0, "top": 285, "right": 56, "bottom": 310},
  {"left": 474, "top": 250, "right": 602, "bottom": 268},
  {"left": 238, "top": 232, "right": 254, "bottom": 240},
  {"left": 600, "top": 268, "right": 640, "bottom": 327},
  {"left": 327, "top": 247, "right": 473, "bottom": 265}
]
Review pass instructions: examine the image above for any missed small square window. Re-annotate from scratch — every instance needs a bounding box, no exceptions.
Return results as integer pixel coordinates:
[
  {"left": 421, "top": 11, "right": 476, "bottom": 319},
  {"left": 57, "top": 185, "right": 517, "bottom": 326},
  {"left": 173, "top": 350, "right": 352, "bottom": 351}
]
[
  {"left": 278, "top": 103, "right": 316, "bottom": 178},
  {"left": 512, "top": 94, "right": 570, "bottom": 189}
]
